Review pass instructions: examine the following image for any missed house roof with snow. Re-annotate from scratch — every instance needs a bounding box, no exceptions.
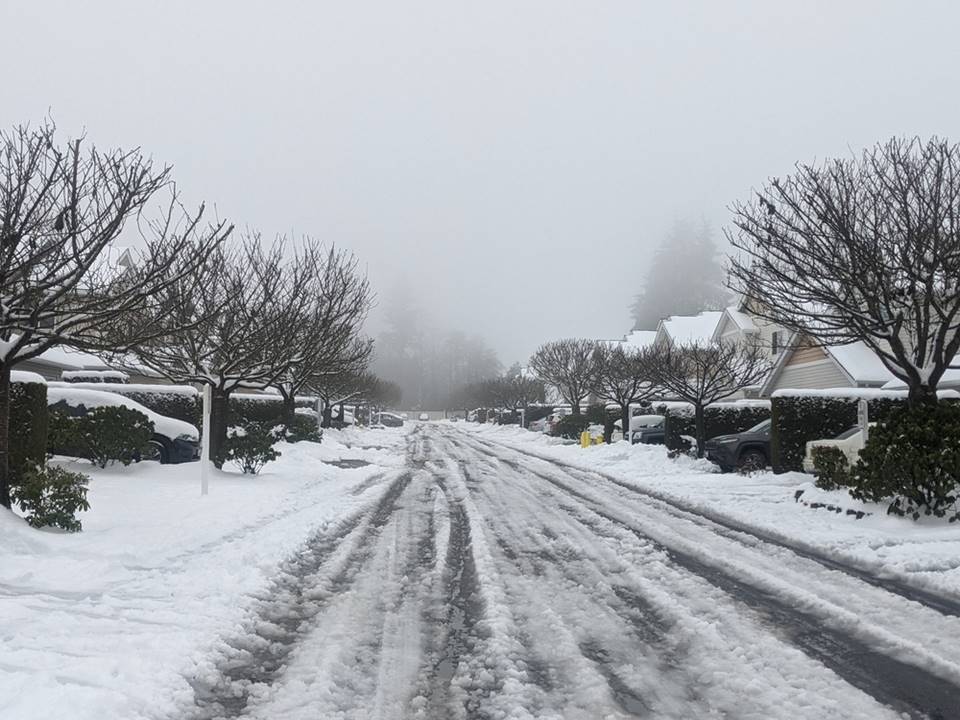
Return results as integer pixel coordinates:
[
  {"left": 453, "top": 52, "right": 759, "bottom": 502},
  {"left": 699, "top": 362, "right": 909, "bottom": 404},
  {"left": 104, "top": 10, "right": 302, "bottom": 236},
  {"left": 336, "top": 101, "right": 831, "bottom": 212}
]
[
  {"left": 761, "top": 335, "right": 896, "bottom": 396},
  {"left": 711, "top": 305, "right": 758, "bottom": 343},
  {"left": 654, "top": 311, "right": 723, "bottom": 347},
  {"left": 622, "top": 329, "right": 657, "bottom": 349}
]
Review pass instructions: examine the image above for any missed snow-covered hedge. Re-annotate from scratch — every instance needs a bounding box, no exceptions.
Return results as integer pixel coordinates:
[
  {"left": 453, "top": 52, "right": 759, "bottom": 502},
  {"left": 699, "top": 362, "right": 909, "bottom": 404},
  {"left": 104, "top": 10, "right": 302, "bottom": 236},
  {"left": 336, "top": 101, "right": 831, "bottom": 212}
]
[
  {"left": 229, "top": 393, "right": 316, "bottom": 426},
  {"left": 10, "top": 371, "right": 48, "bottom": 483},
  {"left": 769, "top": 389, "right": 959, "bottom": 472},
  {"left": 49, "top": 381, "right": 201, "bottom": 427},
  {"left": 653, "top": 400, "right": 770, "bottom": 452},
  {"left": 61, "top": 370, "right": 129, "bottom": 384}
]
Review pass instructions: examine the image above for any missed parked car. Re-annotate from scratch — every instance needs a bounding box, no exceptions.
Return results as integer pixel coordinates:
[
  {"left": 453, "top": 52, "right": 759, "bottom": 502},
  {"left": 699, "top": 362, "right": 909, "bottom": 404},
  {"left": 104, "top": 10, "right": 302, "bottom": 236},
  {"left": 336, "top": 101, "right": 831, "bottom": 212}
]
[
  {"left": 379, "top": 412, "right": 404, "bottom": 427},
  {"left": 47, "top": 387, "right": 201, "bottom": 464},
  {"left": 629, "top": 414, "right": 666, "bottom": 444},
  {"left": 704, "top": 419, "right": 771, "bottom": 472},
  {"left": 418, "top": 412, "right": 430, "bottom": 421},
  {"left": 803, "top": 425, "right": 871, "bottom": 474}
]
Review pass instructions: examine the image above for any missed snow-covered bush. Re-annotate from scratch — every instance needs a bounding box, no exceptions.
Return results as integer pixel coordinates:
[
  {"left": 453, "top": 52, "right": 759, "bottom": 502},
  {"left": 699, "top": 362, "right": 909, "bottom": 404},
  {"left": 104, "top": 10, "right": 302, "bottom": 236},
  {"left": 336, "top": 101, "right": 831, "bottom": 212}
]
[
  {"left": 12, "top": 465, "right": 90, "bottom": 532},
  {"left": 811, "top": 446, "right": 853, "bottom": 491},
  {"left": 50, "top": 405, "right": 155, "bottom": 468},
  {"left": 283, "top": 412, "right": 322, "bottom": 443},
  {"left": 550, "top": 414, "right": 590, "bottom": 440},
  {"left": 848, "top": 403, "right": 960, "bottom": 521},
  {"left": 10, "top": 374, "right": 48, "bottom": 485},
  {"left": 217, "top": 422, "right": 282, "bottom": 475}
]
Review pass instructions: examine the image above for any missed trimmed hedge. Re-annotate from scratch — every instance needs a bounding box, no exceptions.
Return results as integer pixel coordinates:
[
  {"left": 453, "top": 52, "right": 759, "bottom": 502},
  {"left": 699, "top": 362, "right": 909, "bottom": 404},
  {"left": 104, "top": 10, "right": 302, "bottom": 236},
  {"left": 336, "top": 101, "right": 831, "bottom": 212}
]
[
  {"left": 229, "top": 394, "right": 315, "bottom": 426},
  {"left": 654, "top": 401, "right": 770, "bottom": 452},
  {"left": 51, "top": 382, "right": 202, "bottom": 427},
  {"left": 11, "top": 378, "right": 48, "bottom": 483},
  {"left": 771, "top": 393, "right": 914, "bottom": 472}
]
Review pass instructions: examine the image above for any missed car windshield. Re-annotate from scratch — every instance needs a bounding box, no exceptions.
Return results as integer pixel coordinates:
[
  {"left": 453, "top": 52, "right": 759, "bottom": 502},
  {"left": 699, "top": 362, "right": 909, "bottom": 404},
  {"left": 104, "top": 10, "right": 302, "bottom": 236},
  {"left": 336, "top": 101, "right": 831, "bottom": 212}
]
[
  {"left": 632, "top": 414, "right": 664, "bottom": 428},
  {"left": 747, "top": 419, "right": 771, "bottom": 434},
  {"left": 836, "top": 426, "right": 862, "bottom": 440}
]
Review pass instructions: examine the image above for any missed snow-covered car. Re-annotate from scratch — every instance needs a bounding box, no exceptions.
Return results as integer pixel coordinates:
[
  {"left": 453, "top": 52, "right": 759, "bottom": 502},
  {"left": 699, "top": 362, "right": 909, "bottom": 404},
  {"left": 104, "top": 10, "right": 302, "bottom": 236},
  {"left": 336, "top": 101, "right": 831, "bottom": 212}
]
[
  {"left": 47, "top": 386, "right": 201, "bottom": 464},
  {"left": 418, "top": 412, "right": 430, "bottom": 421},
  {"left": 379, "top": 412, "right": 404, "bottom": 427},
  {"left": 803, "top": 425, "right": 871, "bottom": 474}
]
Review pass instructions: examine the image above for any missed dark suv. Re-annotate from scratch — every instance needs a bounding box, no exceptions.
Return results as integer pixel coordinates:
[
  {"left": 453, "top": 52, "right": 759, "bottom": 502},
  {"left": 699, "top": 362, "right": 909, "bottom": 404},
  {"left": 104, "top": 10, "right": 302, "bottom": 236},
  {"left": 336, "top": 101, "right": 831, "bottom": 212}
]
[
  {"left": 704, "top": 419, "right": 771, "bottom": 472},
  {"left": 629, "top": 414, "right": 666, "bottom": 445}
]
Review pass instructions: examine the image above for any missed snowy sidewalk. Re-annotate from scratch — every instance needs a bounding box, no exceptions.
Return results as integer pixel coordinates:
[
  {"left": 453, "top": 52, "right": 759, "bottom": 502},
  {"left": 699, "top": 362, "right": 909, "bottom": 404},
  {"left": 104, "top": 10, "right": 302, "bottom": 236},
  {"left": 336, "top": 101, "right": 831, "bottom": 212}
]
[{"left": 0, "top": 427, "right": 410, "bottom": 720}]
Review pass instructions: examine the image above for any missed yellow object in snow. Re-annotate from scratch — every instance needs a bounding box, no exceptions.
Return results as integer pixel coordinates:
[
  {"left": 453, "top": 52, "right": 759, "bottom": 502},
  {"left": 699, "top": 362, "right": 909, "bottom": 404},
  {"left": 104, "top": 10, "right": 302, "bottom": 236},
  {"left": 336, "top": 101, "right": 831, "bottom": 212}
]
[{"left": 580, "top": 431, "right": 591, "bottom": 448}]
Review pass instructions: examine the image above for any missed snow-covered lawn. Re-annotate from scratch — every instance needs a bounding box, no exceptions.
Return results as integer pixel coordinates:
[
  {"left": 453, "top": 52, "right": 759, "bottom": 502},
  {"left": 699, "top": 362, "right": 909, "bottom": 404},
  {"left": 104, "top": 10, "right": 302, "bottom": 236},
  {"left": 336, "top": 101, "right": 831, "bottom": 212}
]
[
  {"left": 462, "top": 422, "right": 960, "bottom": 598},
  {"left": 0, "top": 426, "right": 410, "bottom": 720}
]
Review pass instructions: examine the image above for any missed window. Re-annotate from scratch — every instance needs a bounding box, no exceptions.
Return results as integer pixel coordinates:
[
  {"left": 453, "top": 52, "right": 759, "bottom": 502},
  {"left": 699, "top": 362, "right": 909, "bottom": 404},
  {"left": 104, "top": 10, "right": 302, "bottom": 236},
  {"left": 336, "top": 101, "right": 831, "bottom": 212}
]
[{"left": 771, "top": 331, "right": 781, "bottom": 355}]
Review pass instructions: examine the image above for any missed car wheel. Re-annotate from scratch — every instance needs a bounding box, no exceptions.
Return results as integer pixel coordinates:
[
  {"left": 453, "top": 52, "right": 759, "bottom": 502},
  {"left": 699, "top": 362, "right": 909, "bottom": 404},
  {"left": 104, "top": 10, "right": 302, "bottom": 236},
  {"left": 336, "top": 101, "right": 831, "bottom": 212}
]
[
  {"left": 144, "top": 439, "right": 169, "bottom": 464},
  {"left": 738, "top": 449, "right": 767, "bottom": 474}
]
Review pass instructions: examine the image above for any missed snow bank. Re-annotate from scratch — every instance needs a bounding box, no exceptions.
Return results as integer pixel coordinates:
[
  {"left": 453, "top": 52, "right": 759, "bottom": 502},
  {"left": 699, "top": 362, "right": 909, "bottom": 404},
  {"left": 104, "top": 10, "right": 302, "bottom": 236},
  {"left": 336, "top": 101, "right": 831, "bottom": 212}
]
[{"left": 47, "top": 386, "right": 199, "bottom": 441}]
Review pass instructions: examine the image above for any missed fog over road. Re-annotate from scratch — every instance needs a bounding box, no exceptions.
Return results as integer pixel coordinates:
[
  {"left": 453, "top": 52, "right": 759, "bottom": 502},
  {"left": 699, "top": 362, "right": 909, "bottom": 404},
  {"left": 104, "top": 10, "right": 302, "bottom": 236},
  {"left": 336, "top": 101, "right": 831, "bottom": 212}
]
[{"left": 185, "top": 424, "right": 960, "bottom": 720}]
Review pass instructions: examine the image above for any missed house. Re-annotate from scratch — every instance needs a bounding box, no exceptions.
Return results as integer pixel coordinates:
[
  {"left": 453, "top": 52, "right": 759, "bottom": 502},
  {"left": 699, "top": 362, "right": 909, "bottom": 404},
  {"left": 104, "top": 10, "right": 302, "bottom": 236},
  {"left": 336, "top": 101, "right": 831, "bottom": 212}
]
[
  {"left": 710, "top": 301, "right": 790, "bottom": 398},
  {"left": 17, "top": 346, "right": 166, "bottom": 385},
  {"left": 652, "top": 311, "right": 724, "bottom": 348},
  {"left": 760, "top": 335, "right": 895, "bottom": 395}
]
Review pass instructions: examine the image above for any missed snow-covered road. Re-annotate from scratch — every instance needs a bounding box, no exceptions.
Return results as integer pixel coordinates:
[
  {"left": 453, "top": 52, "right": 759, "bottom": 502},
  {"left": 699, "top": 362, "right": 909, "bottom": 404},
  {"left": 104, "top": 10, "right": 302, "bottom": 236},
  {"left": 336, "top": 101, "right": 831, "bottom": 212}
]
[{"left": 175, "top": 423, "right": 960, "bottom": 720}]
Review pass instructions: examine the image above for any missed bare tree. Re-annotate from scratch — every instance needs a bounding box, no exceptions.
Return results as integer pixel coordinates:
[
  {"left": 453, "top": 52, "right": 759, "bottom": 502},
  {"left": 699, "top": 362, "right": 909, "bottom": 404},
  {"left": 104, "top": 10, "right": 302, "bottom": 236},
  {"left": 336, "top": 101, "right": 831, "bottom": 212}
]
[
  {"left": 642, "top": 342, "right": 769, "bottom": 457},
  {"left": 122, "top": 235, "right": 314, "bottom": 464},
  {"left": 529, "top": 339, "right": 596, "bottom": 415},
  {"left": 591, "top": 343, "right": 657, "bottom": 439},
  {"left": 271, "top": 241, "right": 374, "bottom": 427},
  {"left": 728, "top": 137, "right": 960, "bottom": 407},
  {"left": 0, "top": 121, "right": 230, "bottom": 507}
]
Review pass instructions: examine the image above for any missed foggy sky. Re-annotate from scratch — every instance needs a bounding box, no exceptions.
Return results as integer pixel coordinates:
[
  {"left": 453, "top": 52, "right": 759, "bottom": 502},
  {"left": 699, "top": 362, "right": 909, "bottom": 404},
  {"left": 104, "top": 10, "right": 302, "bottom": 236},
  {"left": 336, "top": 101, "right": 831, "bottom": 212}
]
[{"left": 4, "top": 1, "right": 960, "bottom": 366}]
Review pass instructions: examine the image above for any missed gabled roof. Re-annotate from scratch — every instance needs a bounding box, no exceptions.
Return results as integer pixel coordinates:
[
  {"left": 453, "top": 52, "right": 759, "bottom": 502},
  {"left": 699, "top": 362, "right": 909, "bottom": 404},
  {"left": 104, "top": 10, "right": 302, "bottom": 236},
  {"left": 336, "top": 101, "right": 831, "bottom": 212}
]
[
  {"left": 655, "top": 311, "right": 723, "bottom": 346},
  {"left": 711, "top": 305, "right": 758, "bottom": 343},
  {"left": 760, "top": 334, "right": 895, "bottom": 395}
]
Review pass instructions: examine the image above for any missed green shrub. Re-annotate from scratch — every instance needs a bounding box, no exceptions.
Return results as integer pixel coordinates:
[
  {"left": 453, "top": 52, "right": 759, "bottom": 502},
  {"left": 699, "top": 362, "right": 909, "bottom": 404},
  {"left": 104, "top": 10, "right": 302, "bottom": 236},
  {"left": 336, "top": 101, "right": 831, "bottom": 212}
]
[
  {"left": 551, "top": 414, "right": 591, "bottom": 440},
  {"left": 847, "top": 403, "right": 960, "bottom": 520},
  {"left": 218, "top": 422, "right": 282, "bottom": 474},
  {"left": 49, "top": 404, "right": 155, "bottom": 468},
  {"left": 12, "top": 465, "right": 91, "bottom": 532},
  {"left": 10, "top": 378, "right": 48, "bottom": 485},
  {"left": 584, "top": 403, "right": 608, "bottom": 424},
  {"left": 284, "top": 413, "right": 321, "bottom": 443},
  {"left": 811, "top": 446, "right": 853, "bottom": 491}
]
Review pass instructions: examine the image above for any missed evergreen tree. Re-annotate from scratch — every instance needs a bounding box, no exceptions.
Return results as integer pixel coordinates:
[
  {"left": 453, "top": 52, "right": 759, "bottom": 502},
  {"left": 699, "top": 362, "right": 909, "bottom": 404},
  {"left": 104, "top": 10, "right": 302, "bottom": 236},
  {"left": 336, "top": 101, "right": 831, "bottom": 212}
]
[{"left": 630, "top": 219, "right": 727, "bottom": 330}]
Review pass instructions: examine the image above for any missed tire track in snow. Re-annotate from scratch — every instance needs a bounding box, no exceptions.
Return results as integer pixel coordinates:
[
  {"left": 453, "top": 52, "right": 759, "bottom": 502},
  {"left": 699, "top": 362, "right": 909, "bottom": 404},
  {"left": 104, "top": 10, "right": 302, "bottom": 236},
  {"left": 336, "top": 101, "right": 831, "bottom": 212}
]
[
  {"left": 467, "top": 428, "right": 960, "bottom": 617},
  {"left": 447, "top": 428, "right": 960, "bottom": 720},
  {"left": 180, "top": 469, "right": 414, "bottom": 719}
]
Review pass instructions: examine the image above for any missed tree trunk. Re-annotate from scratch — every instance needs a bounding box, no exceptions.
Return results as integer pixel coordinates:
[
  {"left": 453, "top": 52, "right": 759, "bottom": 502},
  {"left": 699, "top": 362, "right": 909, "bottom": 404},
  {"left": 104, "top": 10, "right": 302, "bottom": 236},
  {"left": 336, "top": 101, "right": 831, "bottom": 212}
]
[
  {"left": 570, "top": 398, "right": 581, "bottom": 415},
  {"left": 908, "top": 382, "right": 938, "bottom": 408},
  {"left": 281, "top": 394, "right": 296, "bottom": 432},
  {"left": 694, "top": 403, "right": 706, "bottom": 458},
  {"left": 321, "top": 403, "right": 333, "bottom": 429},
  {"left": 210, "top": 387, "right": 231, "bottom": 468},
  {"left": 602, "top": 410, "right": 615, "bottom": 444},
  {"left": 0, "top": 363, "right": 11, "bottom": 509},
  {"left": 621, "top": 404, "right": 631, "bottom": 444}
]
